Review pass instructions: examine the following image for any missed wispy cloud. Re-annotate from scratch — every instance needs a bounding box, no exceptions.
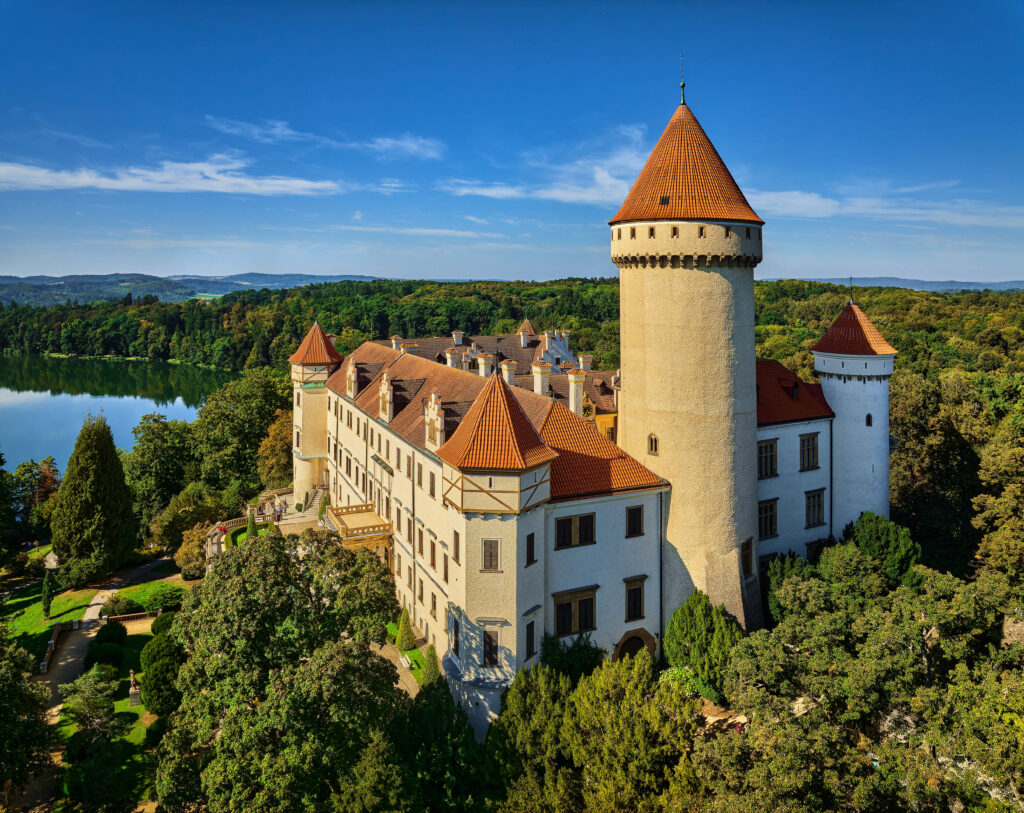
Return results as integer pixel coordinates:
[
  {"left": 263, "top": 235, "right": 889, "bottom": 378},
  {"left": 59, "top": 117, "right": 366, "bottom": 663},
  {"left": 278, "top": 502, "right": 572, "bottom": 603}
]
[
  {"left": 36, "top": 129, "right": 113, "bottom": 149},
  {"left": 204, "top": 116, "right": 444, "bottom": 159},
  {"left": 267, "top": 223, "right": 505, "bottom": 239},
  {"left": 0, "top": 153, "right": 366, "bottom": 195},
  {"left": 84, "top": 236, "right": 277, "bottom": 249}
]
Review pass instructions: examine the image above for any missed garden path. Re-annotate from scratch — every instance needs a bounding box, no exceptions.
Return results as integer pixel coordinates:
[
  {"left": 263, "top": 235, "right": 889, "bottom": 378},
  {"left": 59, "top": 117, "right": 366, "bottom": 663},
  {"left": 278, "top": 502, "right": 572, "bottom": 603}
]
[{"left": 7, "top": 557, "right": 170, "bottom": 812}]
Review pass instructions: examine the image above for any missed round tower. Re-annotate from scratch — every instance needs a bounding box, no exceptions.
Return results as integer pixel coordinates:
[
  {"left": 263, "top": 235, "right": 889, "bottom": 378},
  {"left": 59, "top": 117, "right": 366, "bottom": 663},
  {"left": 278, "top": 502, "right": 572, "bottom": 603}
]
[
  {"left": 811, "top": 301, "right": 896, "bottom": 534},
  {"left": 611, "top": 74, "right": 763, "bottom": 629},
  {"left": 289, "top": 323, "right": 343, "bottom": 506}
]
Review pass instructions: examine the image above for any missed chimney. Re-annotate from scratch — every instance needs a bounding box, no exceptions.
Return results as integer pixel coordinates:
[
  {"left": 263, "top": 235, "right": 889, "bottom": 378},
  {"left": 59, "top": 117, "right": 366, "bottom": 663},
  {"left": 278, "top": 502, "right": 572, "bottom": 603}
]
[
  {"left": 543, "top": 331, "right": 553, "bottom": 352},
  {"left": 578, "top": 353, "right": 593, "bottom": 372},
  {"left": 445, "top": 349, "right": 458, "bottom": 368},
  {"left": 399, "top": 341, "right": 417, "bottom": 355},
  {"left": 520, "top": 330, "right": 529, "bottom": 349},
  {"left": 390, "top": 335, "right": 402, "bottom": 350},
  {"left": 477, "top": 353, "right": 495, "bottom": 377},
  {"left": 452, "top": 330, "right": 464, "bottom": 346},
  {"left": 532, "top": 361, "right": 551, "bottom": 397},
  {"left": 500, "top": 359, "right": 517, "bottom": 386},
  {"left": 568, "top": 369, "right": 586, "bottom": 416}
]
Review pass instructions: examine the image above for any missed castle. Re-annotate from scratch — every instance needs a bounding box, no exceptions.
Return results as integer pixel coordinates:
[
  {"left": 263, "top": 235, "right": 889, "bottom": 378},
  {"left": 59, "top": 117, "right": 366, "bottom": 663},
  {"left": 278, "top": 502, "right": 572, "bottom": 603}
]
[{"left": 288, "top": 81, "right": 896, "bottom": 732}]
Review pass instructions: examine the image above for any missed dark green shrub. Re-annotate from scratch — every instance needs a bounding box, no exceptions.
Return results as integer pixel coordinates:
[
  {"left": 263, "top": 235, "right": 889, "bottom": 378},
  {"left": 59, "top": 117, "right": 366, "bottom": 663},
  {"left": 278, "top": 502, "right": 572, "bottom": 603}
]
[
  {"left": 764, "top": 552, "right": 807, "bottom": 627},
  {"left": 421, "top": 644, "right": 441, "bottom": 685},
  {"left": 142, "top": 657, "right": 182, "bottom": 716},
  {"left": 140, "top": 633, "right": 183, "bottom": 675},
  {"left": 84, "top": 641, "right": 123, "bottom": 670},
  {"left": 663, "top": 590, "right": 743, "bottom": 701},
  {"left": 100, "top": 593, "right": 141, "bottom": 617},
  {"left": 93, "top": 620, "right": 127, "bottom": 647},
  {"left": 151, "top": 611, "right": 176, "bottom": 636},
  {"left": 144, "top": 714, "right": 169, "bottom": 747},
  {"left": 845, "top": 511, "right": 921, "bottom": 588},
  {"left": 540, "top": 632, "right": 605, "bottom": 685},
  {"left": 395, "top": 608, "right": 415, "bottom": 651}
]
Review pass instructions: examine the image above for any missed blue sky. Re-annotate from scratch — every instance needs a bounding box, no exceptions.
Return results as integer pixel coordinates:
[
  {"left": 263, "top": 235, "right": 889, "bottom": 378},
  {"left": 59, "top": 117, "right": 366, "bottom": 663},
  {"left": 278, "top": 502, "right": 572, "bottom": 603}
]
[{"left": 1, "top": 0, "right": 1022, "bottom": 282}]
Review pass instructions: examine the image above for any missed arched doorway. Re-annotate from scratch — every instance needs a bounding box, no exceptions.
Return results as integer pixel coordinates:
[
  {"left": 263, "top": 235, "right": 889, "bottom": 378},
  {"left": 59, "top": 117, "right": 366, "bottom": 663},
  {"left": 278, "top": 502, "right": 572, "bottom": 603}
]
[{"left": 612, "top": 628, "right": 657, "bottom": 660}]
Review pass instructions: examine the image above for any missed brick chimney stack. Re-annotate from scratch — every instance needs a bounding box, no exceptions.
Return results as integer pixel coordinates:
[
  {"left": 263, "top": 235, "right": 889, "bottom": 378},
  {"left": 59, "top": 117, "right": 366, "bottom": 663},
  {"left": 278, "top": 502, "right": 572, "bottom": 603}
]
[
  {"left": 477, "top": 353, "right": 495, "bottom": 377},
  {"left": 568, "top": 369, "right": 586, "bottom": 415},
  {"left": 532, "top": 361, "right": 551, "bottom": 397}
]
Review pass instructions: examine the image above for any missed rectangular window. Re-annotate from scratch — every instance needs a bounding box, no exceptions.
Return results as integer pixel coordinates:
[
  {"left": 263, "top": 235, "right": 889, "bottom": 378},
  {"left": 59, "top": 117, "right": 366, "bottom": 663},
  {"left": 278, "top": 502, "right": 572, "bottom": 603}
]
[
  {"left": 526, "top": 620, "right": 537, "bottom": 659},
  {"left": 625, "top": 578, "right": 645, "bottom": 621},
  {"left": 295, "top": 430, "right": 301, "bottom": 448},
  {"left": 758, "top": 499, "right": 778, "bottom": 540},
  {"left": 671, "top": 225, "right": 679, "bottom": 237},
  {"left": 418, "top": 579, "right": 423, "bottom": 603},
  {"left": 800, "top": 433, "right": 820, "bottom": 471},
  {"left": 347, "top": 410, "right": 352, "bottom": 429},
  {"left": 295, "top": 391, "right": 301, "bottom": 406},
  {"left": 430, "top": 540, "right": 436, "bottom": 569},
  {"left": 630, "top": 227, "right": 636, "bottom": 239},
  {"left": 553, "top": 588, "right": 598, "bottom": 637},
  {"left": 482, "top": 539, "right": 499, "bottom": 572},
  {"left": 418, "top": 529, "right": 424, "bottom": 556},
  {"left": 554, "top": 514, "right": 597, "bottom": 549},
  {"left": 453, "top": 531, "right": 460, "bottom": 563},
  {"left": 407, "top": 566, "right": 412, "bottom": 588},
  {"left": 483, "top": 629, "right": 498, "bottom": 667},
  {"left": 429, "top": 472, "right": 436, "bottom": 498},
  {"left": 741, "top": 538, "right": 754, "bottom": 577},
  {"left": 757, "top": 439, "right": 778, "bottom": 479},
  {"left": 525, "top": 532, "right": 536, "bottom": 566},
  {"left": 417, "top": 463, "right": 423, "bottom": 488},
  {"left": 345, "top": 457, "right": 351, "bottom": 477},
  {"left": 431, "top": 593, "right": 437, "bottom": 619},
  {"left": 407, "top": 517, "right": 413, "bottom": 541},
  {"left": 407, "top": 456, "right": 412, "bottom": 479},
  {"left": 805, "top": 489, "right": 826, "bottom": 528},
  {"left": 386, "top": 439, "right": 390, "bottom": 458},
  {"left": 626, "top": 505, "right": 644, "bottom": 538},
  {"left": 369, "top": 427, "right": 374, "bottom": 447},
  {"left": 648, "top": 226, "right": 655, "bottom": 238},
  {"left": 443, "top": 553, "right": 449, "bottom": 583},
  {"left": 356, "top": 418, "right": 360, "bottom": 435},
  {"left": 725, "top": 226, "right": 732, "bottom": 238},
  {"left": 395, "top": 552, "right": 401, "bottom": 576},
  {"left": 452, "top": 618, "right": 460, "bottom": 657},
  {"left": 699, "top": 226, "right": 706, "bottom": 238}
]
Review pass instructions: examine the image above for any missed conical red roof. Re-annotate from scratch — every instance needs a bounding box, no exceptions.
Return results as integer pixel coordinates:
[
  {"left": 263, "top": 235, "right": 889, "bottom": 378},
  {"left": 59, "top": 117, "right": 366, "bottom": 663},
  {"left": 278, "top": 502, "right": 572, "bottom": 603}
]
[
  {"left": 289, "top": 322, "right": 343, "bottom": 365},
  {"left": 811, "top": 303, "right": 897, "bottom": 356},
  {"left": 436, "top": 374, "right": 557, "bottom": 471},
  {"left": 610, "top": 104, "right": 762, "bottom": 225}
]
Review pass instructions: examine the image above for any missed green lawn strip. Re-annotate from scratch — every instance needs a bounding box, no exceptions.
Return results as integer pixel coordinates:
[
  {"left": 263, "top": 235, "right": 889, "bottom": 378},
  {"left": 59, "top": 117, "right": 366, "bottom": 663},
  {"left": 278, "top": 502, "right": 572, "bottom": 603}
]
[
  {"left": 27, "top": 543, "right": 53, "bottom": 561},
  {"left": 115, "top": 579, "right": 190, "bottom": 608},
  {"left": 1, "top": 582, "right": 98, "bottom": 661},
  {"left": 226, "top": 523, "right": 274, "bottom": 546}
]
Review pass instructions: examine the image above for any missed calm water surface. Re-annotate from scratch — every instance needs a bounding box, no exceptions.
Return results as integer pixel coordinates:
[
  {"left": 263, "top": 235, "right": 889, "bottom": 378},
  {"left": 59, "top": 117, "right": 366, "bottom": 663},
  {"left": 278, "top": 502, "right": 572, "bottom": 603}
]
[{"left": 0, "top": 355, "right": 234, "bottom": 470}]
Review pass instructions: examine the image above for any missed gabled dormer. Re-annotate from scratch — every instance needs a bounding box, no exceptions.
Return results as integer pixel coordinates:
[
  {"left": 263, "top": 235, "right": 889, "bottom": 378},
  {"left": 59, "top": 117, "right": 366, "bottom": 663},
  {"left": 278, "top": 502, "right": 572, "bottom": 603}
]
[
  {"left": 379, "top": 371, "right": 394, "bottom": 422},
  {"left": 424, "top": 389, "right": 445, "bottom": 452}
]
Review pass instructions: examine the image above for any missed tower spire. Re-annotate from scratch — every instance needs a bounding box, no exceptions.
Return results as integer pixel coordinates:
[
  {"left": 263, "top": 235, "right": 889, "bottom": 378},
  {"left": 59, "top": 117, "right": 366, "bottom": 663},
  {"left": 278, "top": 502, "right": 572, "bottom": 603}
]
[{"left": 680, "top": 55, "right": 685, "bottom": 105}]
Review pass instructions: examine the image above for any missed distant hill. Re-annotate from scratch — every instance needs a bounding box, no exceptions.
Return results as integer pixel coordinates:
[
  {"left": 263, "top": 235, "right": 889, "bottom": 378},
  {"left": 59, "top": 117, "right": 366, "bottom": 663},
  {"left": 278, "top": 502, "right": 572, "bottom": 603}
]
[
  {"left": 0, "top": 272, "right": 378, "bottom": 306},
  {"left": 765, "top": 276, "right": 1024, "bottom": 293}
]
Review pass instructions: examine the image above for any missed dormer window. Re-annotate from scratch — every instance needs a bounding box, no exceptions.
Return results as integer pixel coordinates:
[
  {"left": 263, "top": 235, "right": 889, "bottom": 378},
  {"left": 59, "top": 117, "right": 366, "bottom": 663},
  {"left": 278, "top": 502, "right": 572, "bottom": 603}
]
[{"left": 659, "top": 195, "right": 670, "bottom": 205}]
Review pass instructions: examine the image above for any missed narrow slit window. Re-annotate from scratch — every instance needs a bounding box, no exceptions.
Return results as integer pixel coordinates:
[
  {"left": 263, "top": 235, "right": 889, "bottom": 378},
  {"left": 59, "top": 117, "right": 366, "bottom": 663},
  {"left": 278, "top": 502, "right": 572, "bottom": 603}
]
[
  {"left": 648, "top": 227, "right": 655, "bottom": 238},
  {"left": 698, "top": 226, "right": 706, "bottom": 238},
  {"left": 671, "top": 226, "right": 679, "bottom": 238}
]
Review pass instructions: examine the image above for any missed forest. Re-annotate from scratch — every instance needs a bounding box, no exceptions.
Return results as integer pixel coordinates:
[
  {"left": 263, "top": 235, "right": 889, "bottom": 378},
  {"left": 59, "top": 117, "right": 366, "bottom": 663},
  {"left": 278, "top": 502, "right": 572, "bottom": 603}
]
[{"left": 1, "top": 277, "right": 1022, "bottom": 810}]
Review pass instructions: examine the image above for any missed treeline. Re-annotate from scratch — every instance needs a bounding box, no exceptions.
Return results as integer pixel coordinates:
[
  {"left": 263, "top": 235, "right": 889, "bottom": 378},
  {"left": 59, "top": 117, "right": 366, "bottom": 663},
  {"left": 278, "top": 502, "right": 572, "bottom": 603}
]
[{"left": 0, "top": 278, "right": 623, "bottom": 371}]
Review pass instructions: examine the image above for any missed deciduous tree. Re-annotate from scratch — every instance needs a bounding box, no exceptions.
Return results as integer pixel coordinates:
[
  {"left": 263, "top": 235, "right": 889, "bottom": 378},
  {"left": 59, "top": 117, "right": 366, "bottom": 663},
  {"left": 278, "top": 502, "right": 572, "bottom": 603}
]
[
  {"left": 257, "top": 408, "right": 294, "bottom": 489},
  {"left": 0, "top": 622, "right": 52, "bottom": 794}
]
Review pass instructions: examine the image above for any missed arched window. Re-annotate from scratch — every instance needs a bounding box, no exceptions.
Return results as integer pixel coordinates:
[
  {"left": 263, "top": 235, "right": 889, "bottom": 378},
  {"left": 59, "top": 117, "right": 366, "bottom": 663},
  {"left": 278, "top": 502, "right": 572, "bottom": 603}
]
[
  {"left": 865, "top": 413, "right": 873, "bottom": 427},
  {"left": 648, "top": 434, "right": 659, "bottom": 455}
]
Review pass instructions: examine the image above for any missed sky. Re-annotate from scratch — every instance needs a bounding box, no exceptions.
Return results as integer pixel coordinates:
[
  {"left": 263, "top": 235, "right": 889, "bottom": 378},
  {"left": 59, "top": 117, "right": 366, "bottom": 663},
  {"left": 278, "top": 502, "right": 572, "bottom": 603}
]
[{"left": 1, "top": 0, "right": 1023, "bottom": 283}]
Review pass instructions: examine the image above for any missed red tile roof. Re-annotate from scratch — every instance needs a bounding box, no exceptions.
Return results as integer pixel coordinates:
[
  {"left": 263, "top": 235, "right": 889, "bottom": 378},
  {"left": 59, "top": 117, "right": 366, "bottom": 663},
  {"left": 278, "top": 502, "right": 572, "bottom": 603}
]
[
  {"left": 610, "top": 104, "right": 763, "bottom": 226},
  {"left": 756, "top": 359, "right": 834, "bottom": 426},
  {"left": 289, "top": 323, "right": 344, "bottom": 366},
  {"left": 516, "top": 319, "right": 536, "bottom": 336},
  {"left": 326, "top": 342, "right": 663, "bottom": 500},
  {"left": 810, "top": 303, "right": 898, "bottom": 356},
  {"left": 539, "top": 402, "right": 666, "bottom": 501},
  {"left": 436, "top": 374, "right": 558, "bottom": 471}
]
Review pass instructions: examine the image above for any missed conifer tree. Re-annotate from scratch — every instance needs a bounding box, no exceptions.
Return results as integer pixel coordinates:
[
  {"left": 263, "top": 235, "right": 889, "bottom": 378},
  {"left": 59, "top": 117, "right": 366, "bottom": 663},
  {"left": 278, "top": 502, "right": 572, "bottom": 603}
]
[
  {"left": 41, "top": 569, "right": 55, "bottom": 620},
  {"left": 422, "top": 643, "right": 441, "bottom": 685},
  {"left": 395, "top": 608, "right": 415, "bottom": 652},
  {"left": 246, "top": 511, "right": 258, "bottom": 540},
  {"left": 664, "top": 590, "right": 744, "bottom": 701},
  {"left": 51, "top": 415, "right": 137, "bottom": 587}
]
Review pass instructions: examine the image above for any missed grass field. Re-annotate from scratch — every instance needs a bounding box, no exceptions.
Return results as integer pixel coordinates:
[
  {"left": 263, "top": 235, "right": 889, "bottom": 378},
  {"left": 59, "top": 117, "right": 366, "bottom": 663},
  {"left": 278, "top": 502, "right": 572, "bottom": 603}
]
[
  {"left": 114, "top": 579, "right": 187, "bottom": 611},
  {"left": 226, "top": 523, "right": 275, "bottom": 547},
  {"left": 1, "top": 581, "right": 98, "bottom": 660}
]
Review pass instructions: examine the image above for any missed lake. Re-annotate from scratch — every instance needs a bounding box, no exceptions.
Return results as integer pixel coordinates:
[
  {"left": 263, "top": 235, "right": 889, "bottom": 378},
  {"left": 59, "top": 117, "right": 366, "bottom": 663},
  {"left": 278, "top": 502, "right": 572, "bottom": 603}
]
[{"left": 0, "top": 355, "right": 234, "bottom": 471}]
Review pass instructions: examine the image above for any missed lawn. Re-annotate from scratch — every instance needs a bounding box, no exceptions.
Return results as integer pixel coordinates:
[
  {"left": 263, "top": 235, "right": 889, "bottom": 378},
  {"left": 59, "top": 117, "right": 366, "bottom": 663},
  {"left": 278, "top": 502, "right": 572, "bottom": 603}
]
[
  {"left": 1, "top": 581, "right": 98, "bottom": 660},
  {"left": 27, "top": 543, "right": 52, "bottom": 561},
  {"left": 386, "top": 621, "right": 426, "bottom": 685},
  {"left": 114, "top": 579, "right": 188, "bottom": 610},
  {"left": 226, "top": 522, "right": 275, "bottom": 547}
]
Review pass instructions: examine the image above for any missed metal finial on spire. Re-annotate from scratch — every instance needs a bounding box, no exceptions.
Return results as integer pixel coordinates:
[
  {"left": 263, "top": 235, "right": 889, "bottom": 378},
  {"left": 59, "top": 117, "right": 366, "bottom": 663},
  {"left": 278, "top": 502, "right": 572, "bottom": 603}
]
[
  {"left": 849, "top": 275, "right": 854, "bottom": 304},
  {"left": 680, "top": 55, "right": 686, "bottom": 104}
]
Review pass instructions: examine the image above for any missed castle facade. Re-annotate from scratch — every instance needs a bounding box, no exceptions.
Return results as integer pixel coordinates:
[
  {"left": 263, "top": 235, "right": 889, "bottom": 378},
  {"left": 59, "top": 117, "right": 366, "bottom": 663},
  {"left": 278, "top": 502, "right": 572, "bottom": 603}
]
[{"left": 288, "top": 84, "right": 895, "bottom": 733}]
